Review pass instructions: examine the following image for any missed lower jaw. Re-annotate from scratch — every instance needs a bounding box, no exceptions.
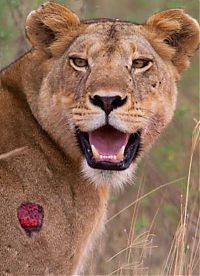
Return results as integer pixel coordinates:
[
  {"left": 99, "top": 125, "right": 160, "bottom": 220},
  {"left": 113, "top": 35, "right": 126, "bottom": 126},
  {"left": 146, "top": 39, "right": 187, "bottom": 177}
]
[
  {"left": 85, "top": 150, "right": 139, "bottom": 171},
  {"left": 86, "top": 159, "right": 126, "bottom": 171}
]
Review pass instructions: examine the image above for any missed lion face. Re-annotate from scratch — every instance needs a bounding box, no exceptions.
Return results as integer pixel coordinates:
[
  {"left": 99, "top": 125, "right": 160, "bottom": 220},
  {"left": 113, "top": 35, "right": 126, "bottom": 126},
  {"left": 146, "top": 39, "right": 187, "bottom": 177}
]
[{"left": 25, "top": 3, "right": 199, "bottom": 187}]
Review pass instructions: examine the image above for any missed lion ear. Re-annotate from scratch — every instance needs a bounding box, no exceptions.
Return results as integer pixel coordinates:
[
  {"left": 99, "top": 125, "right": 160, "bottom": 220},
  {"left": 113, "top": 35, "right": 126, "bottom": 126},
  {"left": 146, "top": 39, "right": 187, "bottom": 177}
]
[
  {"left": 144, "top": 9, "right": 199, "bottom": 73},
  {"left": 25, "top": 2, "right": 80, "bottom": 52}
]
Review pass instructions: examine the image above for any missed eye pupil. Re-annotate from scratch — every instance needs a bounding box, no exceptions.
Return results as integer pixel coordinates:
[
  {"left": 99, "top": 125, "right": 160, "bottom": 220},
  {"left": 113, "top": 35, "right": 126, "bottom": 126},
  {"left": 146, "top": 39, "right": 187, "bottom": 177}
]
[
  {"left": 70, "top": 57, "right": 88, "bottom": 68},
  {"left": 132, "top": 59, "right": 151, "bottom": 69}
]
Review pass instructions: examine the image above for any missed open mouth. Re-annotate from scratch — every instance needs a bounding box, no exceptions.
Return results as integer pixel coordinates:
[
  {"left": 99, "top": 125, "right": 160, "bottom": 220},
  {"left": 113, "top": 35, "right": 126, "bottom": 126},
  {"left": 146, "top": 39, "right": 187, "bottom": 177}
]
[{"left": 76, "top": 125, "right": 141, "bottom": 171}]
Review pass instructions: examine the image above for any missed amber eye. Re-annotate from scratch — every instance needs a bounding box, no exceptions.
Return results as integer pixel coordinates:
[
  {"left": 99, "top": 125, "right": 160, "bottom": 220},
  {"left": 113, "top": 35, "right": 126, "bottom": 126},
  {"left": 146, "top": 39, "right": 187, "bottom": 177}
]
[
  {"left": 69, "top": 57, "right": 88, "bottom": 69},
  {"left": 132, "top": 59, "right": 152, "bottom": 69}
]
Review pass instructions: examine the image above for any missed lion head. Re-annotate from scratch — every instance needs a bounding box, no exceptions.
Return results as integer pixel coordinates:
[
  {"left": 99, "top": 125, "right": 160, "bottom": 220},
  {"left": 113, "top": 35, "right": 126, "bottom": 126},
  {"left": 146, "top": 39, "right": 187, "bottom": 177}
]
[{"left": 24, "top": 2, "right": 199, "bottom": 187}]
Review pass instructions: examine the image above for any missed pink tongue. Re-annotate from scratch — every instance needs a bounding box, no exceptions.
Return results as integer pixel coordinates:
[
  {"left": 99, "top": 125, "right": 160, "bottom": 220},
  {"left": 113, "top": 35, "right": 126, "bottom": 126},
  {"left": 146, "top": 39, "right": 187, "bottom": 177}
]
[{"left": 89, "top": 125, "right": 129, "bottom": 155}]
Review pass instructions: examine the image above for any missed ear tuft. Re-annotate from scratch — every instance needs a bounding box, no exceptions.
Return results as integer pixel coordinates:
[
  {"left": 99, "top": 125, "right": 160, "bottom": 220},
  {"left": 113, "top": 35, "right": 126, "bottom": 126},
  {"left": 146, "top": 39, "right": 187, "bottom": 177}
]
[
  {"left": 144, "top": 9, "right": 200, "bottom": 73},
  {"left": 26, "top": 1, "right": 80, "bottom": 50}
]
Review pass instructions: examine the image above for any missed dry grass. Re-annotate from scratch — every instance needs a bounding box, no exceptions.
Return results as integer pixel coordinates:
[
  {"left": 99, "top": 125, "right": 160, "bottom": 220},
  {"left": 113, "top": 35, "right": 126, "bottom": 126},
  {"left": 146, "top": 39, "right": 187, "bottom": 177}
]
[
  {"left": 106, "top": 120, "right": 200, "bottom": 275},
  {"left": 162, "top": 120, "right": 200, "bottom": 276}
]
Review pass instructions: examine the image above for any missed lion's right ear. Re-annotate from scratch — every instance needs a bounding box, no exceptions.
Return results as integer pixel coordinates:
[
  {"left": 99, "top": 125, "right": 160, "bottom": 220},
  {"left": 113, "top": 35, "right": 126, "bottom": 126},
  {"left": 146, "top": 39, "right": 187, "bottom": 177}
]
[{"left": 26, "top": 2, "right": 80, "bottom": 52}]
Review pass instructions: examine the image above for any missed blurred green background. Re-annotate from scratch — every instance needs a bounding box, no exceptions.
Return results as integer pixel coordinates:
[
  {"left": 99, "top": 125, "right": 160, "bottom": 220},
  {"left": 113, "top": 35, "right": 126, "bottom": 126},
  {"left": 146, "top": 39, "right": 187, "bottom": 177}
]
[{"left": 0, "top": 0, "right": 199, "bottom": 274}]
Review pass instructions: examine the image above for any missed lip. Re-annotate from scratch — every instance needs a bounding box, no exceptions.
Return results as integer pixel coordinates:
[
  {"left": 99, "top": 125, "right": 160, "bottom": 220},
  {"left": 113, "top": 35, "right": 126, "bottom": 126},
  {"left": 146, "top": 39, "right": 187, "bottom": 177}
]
[{"left": 76, "top": 125, "right": 141, "bottom": 171}]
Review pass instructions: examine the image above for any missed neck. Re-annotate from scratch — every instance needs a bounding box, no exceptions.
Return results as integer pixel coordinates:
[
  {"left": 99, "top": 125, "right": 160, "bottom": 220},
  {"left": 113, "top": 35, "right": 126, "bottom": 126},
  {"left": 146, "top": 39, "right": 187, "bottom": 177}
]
[{"left": 1, "top": 51, "right": 30, "bottom": 93}]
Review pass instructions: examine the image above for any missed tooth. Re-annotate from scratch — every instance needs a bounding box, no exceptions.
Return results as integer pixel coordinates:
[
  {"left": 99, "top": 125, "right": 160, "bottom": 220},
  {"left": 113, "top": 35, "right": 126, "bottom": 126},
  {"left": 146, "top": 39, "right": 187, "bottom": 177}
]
[
  {"left": 116, "top": 146, "right": 125, "bottom": 161},
  {"left": 91, "top": 145, "right": 100, "bottom": 160}
]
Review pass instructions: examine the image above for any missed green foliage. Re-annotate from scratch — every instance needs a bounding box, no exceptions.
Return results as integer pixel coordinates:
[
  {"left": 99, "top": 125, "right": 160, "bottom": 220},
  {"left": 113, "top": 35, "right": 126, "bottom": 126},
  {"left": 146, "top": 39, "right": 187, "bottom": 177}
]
[
  {"left": 135, "top": 214, "right": 150, "bottom": 234},
  {"left": 0, "top": 29, "right": 12, "bottom": 40},
  {"left": 9, "top": 0, "right": 20, "bottom": 8},
  {"left": 163, "top": 204, "right": 178, "bottom": 224}
]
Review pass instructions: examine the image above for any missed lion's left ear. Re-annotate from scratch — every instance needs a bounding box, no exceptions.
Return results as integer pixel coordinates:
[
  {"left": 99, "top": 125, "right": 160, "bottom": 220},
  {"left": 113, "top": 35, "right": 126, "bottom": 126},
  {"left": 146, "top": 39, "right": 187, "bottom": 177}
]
[
  {"left": 144, "top": 9, "right": 199, "bottom": 73},
  {"left": 26, "top": 2, "right": 80, "bottom": 53}
]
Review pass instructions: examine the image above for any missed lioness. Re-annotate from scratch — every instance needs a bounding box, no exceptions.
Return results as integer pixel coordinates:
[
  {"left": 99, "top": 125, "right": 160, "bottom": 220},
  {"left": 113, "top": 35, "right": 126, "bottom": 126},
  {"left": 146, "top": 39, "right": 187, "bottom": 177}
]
[{"left": 0, "top": 2, "right": 199, "bottom": 275}]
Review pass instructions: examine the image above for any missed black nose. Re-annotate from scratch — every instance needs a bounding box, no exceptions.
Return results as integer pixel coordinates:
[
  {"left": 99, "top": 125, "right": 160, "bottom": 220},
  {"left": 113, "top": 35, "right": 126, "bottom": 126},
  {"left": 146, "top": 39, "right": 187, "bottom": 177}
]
[{"left": 89, "top": 95, "right": 127, "bottom": 115}]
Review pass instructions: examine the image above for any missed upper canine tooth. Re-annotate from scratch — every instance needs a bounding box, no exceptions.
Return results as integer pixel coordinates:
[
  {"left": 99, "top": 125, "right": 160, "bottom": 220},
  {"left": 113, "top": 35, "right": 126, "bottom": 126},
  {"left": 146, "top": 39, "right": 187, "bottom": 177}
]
[
  {"left": 116, "top": 145, "right": 125, "bottom": 161},
  {"left": 91, "top": 145, "right": 100, "bottom": 160}
]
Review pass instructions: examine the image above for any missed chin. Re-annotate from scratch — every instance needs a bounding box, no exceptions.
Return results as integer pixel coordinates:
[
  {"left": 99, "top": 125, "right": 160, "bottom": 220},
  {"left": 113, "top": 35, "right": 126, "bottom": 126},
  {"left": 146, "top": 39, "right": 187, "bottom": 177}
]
[{"left": 81, "top": 159, "right": 137, "bottom": 189}]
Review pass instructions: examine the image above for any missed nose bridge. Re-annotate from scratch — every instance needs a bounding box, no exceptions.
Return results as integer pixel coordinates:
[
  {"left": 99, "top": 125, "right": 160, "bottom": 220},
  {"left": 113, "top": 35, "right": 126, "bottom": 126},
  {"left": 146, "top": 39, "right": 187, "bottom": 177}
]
[{"left": 87, "top": 62, "right": 130, "bottom": 96}]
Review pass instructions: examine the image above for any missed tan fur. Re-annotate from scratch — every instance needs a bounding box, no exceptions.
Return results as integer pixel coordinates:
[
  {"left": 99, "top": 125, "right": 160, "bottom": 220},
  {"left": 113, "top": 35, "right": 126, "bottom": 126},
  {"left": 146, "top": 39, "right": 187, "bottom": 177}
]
[{"left": 0, "top": 2, "right": 199, "bottom": 275}]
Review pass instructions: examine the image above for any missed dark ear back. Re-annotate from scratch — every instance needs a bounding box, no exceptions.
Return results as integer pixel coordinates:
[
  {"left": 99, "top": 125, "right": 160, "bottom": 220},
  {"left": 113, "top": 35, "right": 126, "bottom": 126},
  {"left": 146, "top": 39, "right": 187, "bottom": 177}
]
[
  {"left": 26, "top": 2, "right": 80, "bottom": 52},
  {"left": 144, "top": 9, "right": 199, "bottom": 73}
]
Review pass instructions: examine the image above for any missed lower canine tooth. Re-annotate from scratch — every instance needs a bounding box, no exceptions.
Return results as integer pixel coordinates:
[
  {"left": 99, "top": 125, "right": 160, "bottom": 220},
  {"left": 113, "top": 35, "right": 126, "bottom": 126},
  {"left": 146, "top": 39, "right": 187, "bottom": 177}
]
[
  {"left": 116, "top": 145, "right": 125, "bottom": 161},
  {"left": 91, "top": 145, "right": 100, "bottom": 159}
]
